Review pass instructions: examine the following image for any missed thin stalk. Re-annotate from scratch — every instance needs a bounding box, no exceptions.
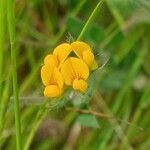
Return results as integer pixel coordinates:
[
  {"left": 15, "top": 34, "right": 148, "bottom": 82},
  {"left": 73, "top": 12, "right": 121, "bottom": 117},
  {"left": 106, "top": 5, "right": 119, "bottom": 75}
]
[
  {"left": 23, "top": 102, "right": 48, "bottom": 150},
  {"left": 77, "top": 0, "right": 104, "bottom": 40},
  {"left": 66, "top": 107, "right": 111, "bottom": 118},
  {"left": 53, "top": 0, "right": 87, "bottom": 45},
  {"left": 0, "top": 72, "right": 11, "bottom": 136},
  {"left": 7, "top": 0, "right": 22, "bottom": 149},
  {"left": 0, "top": 0, "right": 6, "bottom": 145},
  {"left": 0, "top": 0, "right": 6, "bottom": 99},
  {"left": 23, "top": 96, "right": 70, "bottom": 150},
  {"left": 0, "top": 77, "right": 11, "bottom": 148}
]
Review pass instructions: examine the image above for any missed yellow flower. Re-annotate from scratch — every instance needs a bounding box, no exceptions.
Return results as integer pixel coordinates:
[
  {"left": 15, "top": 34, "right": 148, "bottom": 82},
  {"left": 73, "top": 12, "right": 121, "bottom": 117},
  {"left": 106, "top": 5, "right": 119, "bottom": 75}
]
[
  {"left": 61, "top": 57, "right": 89, "bottom": 92},
  {"left": 41, "top": 41, "right": 98, "bottom": 98}
]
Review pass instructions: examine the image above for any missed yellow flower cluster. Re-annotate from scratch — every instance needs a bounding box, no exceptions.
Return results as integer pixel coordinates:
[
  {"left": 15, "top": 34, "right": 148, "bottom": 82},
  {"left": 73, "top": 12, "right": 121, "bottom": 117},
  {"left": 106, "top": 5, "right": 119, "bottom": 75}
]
[{"left": 41, "top": 41, "right": 98, "bottom": 98}]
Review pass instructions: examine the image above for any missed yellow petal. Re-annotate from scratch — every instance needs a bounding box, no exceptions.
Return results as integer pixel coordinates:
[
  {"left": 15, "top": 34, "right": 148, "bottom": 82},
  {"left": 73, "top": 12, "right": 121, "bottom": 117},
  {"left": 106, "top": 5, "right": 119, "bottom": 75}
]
[
  {"left": 60, "top": 58, "right": 74, "bottom": 85},
  {"left": 83, "top": 50, "right": 94, "bottom": 66},
  {"left": 72, "top": 79, "right": 88, "bottom": 92},
  {"left": 61, "top": 57, "right": 89, "bottom": 85},
  {"left": 71, "top": 41, "right": 97, "bottom": 69},
  {"left": 53, "top": 68, "right": 64, "bottom": 89},
  {"left": 44, "top": 85, "right": 62, "bottom": 97},
  {"left": 53, "top": 43, "right": 71, "bottom": 66},
  {"left": 71, "top": 41, "right": 92, "bottom": 59},
  {"left": 44, "top": 54, "right": 58, "bottom": 67},
  {"left": 41, "top": 65, "right": 53, "bottom": 86}
]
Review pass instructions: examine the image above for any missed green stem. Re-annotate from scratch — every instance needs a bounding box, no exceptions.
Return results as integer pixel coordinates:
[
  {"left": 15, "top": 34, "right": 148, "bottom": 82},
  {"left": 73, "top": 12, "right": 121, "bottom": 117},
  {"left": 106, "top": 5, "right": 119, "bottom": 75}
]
[
  {"left": 23, "top": 103, "right": 48, "bottom": 150},
  {"left": 0, "top": 0, "right": 6, "bottom": 144},
  {"left": 53, "top": 0, "right": 87, "bottom": 45},
  {"left": 0, "top": 72, "right": 11, "bottom": 136},
  {"left": 0, "top": 0, "right": 6, "bottom": 100},
  {"left": 7, "top": 0, "right": 22, "bottom": 149},
  {"left": 77, "top": 0, "right": 104, "bottom": 40}
]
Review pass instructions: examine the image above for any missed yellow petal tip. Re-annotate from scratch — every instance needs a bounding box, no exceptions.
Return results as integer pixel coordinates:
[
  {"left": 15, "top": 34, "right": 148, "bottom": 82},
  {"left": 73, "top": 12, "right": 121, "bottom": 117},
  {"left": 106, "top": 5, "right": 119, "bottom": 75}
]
[
  {"left": 72, "top": 79, "right": 88, "bottom": 92},
  {"left": 44, "top": 85, "right": 62, "bottom": 98}
]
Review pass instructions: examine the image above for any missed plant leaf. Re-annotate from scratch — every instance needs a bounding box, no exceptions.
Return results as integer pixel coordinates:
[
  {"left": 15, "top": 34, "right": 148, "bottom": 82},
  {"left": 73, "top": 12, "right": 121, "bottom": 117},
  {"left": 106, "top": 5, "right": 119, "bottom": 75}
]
[{"left": 77, "top": 114, "right": 100, "bottom": 128}]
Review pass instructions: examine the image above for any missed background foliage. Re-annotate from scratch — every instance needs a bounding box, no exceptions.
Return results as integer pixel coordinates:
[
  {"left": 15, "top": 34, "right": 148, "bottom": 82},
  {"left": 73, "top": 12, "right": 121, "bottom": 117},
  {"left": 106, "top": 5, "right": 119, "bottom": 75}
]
[{"left": 0, "top": 0, "right": 150, "bottom": 149}]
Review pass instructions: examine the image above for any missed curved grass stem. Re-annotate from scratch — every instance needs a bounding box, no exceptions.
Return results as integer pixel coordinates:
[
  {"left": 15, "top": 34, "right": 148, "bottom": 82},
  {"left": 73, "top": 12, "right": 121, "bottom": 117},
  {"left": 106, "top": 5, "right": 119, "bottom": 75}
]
[{"left": 77, "top": 0, "right": 104, "bottom": 40}]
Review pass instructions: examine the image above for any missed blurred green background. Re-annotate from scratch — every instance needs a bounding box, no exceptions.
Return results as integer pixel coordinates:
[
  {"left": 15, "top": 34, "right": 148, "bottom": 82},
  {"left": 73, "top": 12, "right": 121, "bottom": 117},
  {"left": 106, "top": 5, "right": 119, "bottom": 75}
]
[{"left": 0, "top": 0, "right": 150, "bottom": 149}]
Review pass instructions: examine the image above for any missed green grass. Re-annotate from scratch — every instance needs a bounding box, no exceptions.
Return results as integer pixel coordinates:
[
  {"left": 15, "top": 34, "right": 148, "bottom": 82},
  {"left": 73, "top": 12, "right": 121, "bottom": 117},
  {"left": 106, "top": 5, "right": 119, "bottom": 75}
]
[
  {"left": 0, "top": 0, "right": 150, "bottom": 150},
  {"left": 0, "top": 0, "right": 6, "bottom": 133},
  {"left": 7, "top": 0, "right": 22, "bottom": 149}
]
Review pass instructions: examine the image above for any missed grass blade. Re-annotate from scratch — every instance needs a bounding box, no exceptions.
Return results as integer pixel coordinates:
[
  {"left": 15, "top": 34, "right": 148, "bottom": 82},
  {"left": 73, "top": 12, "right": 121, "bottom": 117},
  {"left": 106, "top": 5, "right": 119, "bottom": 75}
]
[{"left": 7, "top": 0, "right": 22, "bottom": 149}]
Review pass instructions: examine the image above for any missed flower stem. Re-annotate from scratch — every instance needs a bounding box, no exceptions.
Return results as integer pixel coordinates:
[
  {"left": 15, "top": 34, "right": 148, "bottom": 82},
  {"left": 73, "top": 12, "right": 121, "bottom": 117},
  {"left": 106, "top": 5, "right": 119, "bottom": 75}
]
[
  {"left": 77, "top": 0, "right": 104, "bottom": 40},
  {"left": 7, "top": 0, "right": 22, "bottom": 149}
]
